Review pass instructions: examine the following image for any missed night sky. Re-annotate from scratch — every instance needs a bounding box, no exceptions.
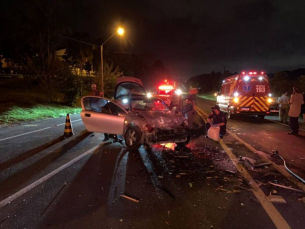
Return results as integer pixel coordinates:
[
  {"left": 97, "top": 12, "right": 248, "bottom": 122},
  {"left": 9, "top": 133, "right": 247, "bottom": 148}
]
[{"left": 2, "top": 0, "right": 305, "bottom": 80}]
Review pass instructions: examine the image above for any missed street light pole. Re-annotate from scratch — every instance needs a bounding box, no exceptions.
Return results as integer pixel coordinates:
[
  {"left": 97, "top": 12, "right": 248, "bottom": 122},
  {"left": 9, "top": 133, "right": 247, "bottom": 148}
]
[{"left": 100, "top": 28, "right": 124, "bottom": 95}]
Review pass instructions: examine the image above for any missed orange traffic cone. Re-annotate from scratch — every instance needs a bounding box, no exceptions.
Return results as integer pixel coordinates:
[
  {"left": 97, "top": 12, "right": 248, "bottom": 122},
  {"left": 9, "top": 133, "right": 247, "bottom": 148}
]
[{"left": 63, "top": 113, "right": 74, "bottom": 138}]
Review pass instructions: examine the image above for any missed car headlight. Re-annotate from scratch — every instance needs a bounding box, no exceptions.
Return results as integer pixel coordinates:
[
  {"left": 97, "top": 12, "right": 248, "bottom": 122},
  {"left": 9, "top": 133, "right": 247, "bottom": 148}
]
[
  {"left": 147, "top": 92, "right": 152, "bottom": 98},
  {"left": 176, "top": 89, "right": 182, "bottom": 95},
  {"left": 122, "top": 98, "right": 129, "bottom": 104}
]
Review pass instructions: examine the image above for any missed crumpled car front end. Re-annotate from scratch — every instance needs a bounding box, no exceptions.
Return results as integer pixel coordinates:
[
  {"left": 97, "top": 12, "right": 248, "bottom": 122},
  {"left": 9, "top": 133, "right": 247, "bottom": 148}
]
[{"left": 136, "top": 110, "right": 189, "bottom": 145}]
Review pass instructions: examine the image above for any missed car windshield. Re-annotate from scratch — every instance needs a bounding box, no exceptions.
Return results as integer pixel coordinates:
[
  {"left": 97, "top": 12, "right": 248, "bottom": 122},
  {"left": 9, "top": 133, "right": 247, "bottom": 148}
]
[
  {"left": 131, "top": 98, "right": 169, "bottom": 112},
  {"left": 116, "top": 82, "right": 146, "bottom": 98}
]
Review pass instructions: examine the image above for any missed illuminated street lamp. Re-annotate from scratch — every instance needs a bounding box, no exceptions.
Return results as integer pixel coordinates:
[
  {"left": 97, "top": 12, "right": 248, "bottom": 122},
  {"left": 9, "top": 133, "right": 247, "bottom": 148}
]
[{"left": 100, "top": 27, "right": 124, "bottom": 95}]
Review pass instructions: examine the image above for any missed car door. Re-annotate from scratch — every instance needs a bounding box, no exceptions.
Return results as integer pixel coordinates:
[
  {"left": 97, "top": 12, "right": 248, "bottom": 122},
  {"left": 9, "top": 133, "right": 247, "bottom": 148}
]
[{"left": 81, "top": 96, "right": 128, "bottom": 134}]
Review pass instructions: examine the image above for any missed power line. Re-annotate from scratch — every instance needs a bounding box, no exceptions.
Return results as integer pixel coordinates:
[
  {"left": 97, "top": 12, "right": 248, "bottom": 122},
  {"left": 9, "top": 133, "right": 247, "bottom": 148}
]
[{"left": 59, "top": 35, "right": 100, "bottom": 48}]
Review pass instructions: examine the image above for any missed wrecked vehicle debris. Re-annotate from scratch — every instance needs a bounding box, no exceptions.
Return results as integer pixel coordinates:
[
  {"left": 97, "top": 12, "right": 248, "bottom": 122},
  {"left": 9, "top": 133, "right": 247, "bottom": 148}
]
[
  {"left": 81, "top": 96, "right": 197, "bottom": 150},
  {"left": 120, "top": 194, "right": 140, "bottom": 203}
]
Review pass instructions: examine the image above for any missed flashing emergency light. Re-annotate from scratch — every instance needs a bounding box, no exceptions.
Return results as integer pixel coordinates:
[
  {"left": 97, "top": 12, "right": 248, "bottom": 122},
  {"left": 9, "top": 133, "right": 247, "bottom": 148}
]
[
  {"left": 159, "top": 85, "right": 174, "bottom": 90},
  {"left": 233, "top": 98, "right": 239, "bottom": 103},
  {"left": 147, "top": 92, "right": 152, "bottom": 98},
  {"left": 244, "top": 75, "right": 250, "bottom": 81},
  {"left": 176, "top": 89, "right": 182, "bottom": 95},
  {"left": 267, "top": 98, "right": 273, "bottom": 103},
  {"left": 268, "top": 93, "right": 272, "bottom": 97},
  {"left": 242, "top": 72, "right": 246, "bottom": 75},
  {"left": 261, "top": 72, "right": 265, "bottom": 74},
  {"left": 235, "top": 77, "right": 238, "bottom": 80},
  {"left": 214, "top": 92, "right": 218, "bottom": 96},
  {"left": 122, "top": 98, "right": 129, "bottom": 104},
  {"left": 249, "top": 72, "right": 253, "bottom": 75},
  {"left": 233, "top": 92, "right": 239, "bottom": 97}
]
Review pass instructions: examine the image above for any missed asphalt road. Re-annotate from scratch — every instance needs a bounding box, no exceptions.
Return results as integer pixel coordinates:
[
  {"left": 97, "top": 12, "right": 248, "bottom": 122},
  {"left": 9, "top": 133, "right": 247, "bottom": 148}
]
[{"left": 0, "top": 98, "right": 304, "bottom": 229}]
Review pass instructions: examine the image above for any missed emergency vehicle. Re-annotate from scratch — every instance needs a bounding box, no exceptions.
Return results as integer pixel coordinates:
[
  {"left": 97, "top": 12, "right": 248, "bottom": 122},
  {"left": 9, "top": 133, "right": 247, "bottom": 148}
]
[
  {"left": 216, "top": 71, "right": 273, "bottom": 119},
  {"left": 155, "top": 80, "right": 183, "bottom": 109}
]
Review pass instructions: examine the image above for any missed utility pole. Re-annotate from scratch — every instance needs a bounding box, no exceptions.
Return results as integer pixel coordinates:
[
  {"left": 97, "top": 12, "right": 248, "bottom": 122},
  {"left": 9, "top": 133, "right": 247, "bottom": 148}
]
[{"left": 223, "top": 65, "right": 226, "bottom": 74}]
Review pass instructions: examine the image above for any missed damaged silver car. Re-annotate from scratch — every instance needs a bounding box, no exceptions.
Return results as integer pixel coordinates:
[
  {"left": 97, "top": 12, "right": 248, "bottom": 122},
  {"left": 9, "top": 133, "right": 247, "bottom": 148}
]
[{"left": 80, "top": 96, "right": 194, "bottom": 150}]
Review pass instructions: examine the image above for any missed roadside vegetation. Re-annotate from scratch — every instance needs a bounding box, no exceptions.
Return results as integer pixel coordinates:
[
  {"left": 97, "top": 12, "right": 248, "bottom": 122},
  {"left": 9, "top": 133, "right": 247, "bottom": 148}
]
[
  {"left": 0, "top": 77, "right": 81, "bottom": 125},
  {"left": 0, "top": 105, "right": 81, "bottom": 124}
]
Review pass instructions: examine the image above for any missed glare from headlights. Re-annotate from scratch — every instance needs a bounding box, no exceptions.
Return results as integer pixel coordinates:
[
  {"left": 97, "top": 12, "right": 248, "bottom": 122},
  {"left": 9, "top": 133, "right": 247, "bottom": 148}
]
[
  {"left": 233, "top": 92, "right": 239, "bottom": 97},
  {"left": 268, "top": 98, "right": 273, "bottom": 103},
  {"left": 122, "top": 98, "right": 128, "bottom": 104},
  {"left": 259, "top": 76, "right": 263, "bottom": 81},
  {"left": 268, "top": 93, "right": 272, "bottom": 97},
  {"left": 176, "top": 89, "right": 182, "bottom": 95},
  {"left": 147, "top": 92, "right": 152, "bottom": 98},
  {"left": 244, "top": 75, "right": 250, "bottom": 81},
  {"left": 233, "top": 97, "right": 239, "bottom": 103}
]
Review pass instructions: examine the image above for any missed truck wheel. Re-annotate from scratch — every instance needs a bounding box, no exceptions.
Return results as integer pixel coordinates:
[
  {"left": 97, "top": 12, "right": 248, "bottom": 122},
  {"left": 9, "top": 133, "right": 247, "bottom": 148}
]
[
  {"left": 124, "top": 126, "right": 142, "bottom": 150},
  {"left": 227, "top": 109, "right": 234, "bottom": 119},
  {"left": 258, "top": 115, "right": 265, "bottom": 120}
]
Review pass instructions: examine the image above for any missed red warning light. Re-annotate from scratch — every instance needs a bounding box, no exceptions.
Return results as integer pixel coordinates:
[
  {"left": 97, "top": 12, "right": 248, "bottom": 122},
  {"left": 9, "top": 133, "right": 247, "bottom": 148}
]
[
  {"left": 242, "top": 71, "right": 246, "bottom": 75},
  {"left": 159, "top": 85, "right": 174, "bottom": 90},
  {"left": 249, "top": 72, "right": 253, "bottom": 75},
  {"left": 253, "top": 72, "right": 257, "bottom": 75},
  {"left": 261, "top": 71, "right": 265, "bottom": 74}
]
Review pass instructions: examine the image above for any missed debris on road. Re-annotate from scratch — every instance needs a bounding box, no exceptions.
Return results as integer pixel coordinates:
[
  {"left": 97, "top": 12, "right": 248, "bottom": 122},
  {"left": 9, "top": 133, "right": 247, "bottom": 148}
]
[
  {"left": 268, "top": 182, "right": 304, "bottom": 193},
  {"left": 120, "top": 194, "right": 139, "bottom": 203},
  {"left": 266, "top": 194, "right": 286, "bottom": 203}
]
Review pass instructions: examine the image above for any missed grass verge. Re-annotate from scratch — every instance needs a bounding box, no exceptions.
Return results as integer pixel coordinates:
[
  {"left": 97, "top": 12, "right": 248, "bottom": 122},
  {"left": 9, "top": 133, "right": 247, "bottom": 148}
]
[{"left": 0, "top": 105, "right": 81, "bottom": 124}]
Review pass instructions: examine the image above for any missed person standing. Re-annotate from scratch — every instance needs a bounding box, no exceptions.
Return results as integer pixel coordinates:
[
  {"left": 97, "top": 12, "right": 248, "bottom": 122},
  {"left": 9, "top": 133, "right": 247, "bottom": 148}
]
[
  {"left": 206, "top": 105, "right": 227, "bottom": 139},
  {"left": 277, "top": 92, "right": 290, "bottom": 123},
  {"left": 287, "top": 87, "right": 304, "bottom": 135},
  {"left": 89, "top": 84, "right": 103, "bottom": 96}
]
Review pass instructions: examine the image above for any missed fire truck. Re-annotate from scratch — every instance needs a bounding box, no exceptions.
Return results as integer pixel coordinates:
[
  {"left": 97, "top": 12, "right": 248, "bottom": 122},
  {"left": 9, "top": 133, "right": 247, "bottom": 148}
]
[
  {"left": 155, "top": 80, "right": 183, "bottom": 109},
  {"left": 216, "top": 71, "right": 274, "bottom": 119}
]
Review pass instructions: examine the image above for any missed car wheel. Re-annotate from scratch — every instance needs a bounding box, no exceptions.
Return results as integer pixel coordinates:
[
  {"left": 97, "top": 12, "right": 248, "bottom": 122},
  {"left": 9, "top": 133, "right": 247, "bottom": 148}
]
[
  {"left": 176, "top": 135, "right": 190, "bottom": 147},
  {"left": 124, "top": 125, "right": 142, "bottom": 150}
]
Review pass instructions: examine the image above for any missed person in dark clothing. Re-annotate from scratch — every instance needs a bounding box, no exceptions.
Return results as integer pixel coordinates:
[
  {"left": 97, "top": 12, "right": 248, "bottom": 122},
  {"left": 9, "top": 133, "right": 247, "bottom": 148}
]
[
  {"left": 89, "top": 84, "right": 103, "bottom": 96},
  {"left": 206, "top": 105, "right": 227, "bottom": 139}
]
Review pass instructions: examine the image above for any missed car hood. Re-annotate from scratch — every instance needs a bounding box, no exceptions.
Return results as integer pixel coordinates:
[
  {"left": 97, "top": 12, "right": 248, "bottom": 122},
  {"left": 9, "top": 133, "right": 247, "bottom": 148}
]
[{"left": 137, "top": 110, "right": 186, "bottom": 129}]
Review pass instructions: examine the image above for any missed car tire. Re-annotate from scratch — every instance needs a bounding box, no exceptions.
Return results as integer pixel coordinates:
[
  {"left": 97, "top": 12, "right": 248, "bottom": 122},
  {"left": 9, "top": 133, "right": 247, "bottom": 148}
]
[
  {"left": 176, "top": 135, "right": 190, "bottom": 147},
  {"left": 124, "top": 125, "right": 142, "bottom": 150}
]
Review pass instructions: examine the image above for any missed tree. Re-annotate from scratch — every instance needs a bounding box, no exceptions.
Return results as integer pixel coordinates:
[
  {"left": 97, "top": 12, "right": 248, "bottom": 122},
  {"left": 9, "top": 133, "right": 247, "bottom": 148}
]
[{"left": 94, "top": 62, "right": 122, "bottom": 97}]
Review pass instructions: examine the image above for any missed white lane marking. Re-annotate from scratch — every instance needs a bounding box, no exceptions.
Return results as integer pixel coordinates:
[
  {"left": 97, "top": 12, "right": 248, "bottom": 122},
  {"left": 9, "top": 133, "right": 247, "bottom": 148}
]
[
  {"left": 0, "top": 127, "right": 52, "bottom": 142},
  {"left": 0, "top": 119, "right": 82, "bottom": 142},
  {"left": 0, "top": 144, "right": 101, "bottom": 208}
]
